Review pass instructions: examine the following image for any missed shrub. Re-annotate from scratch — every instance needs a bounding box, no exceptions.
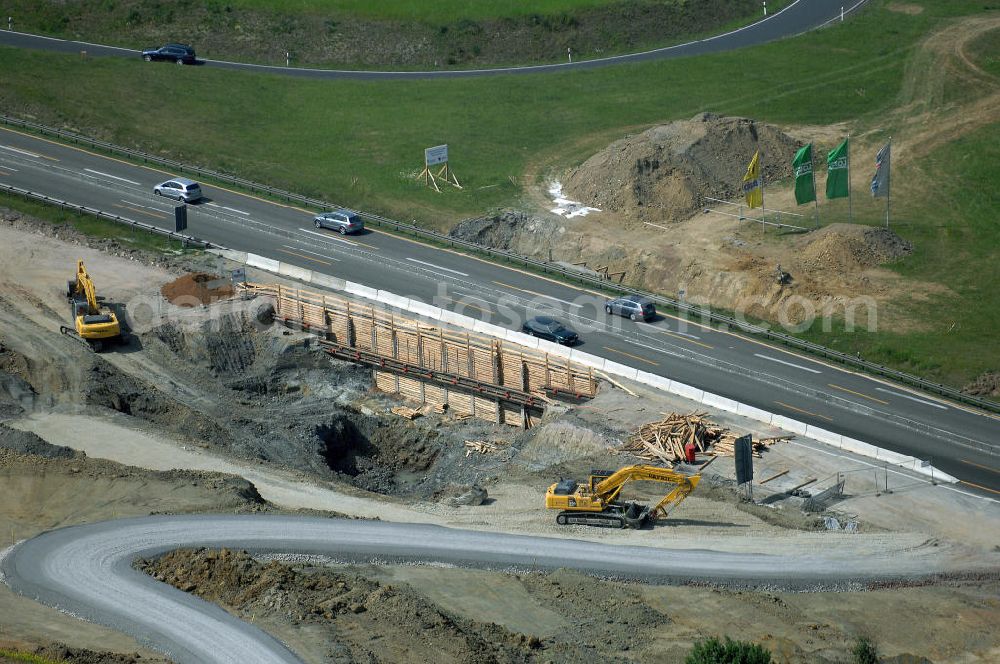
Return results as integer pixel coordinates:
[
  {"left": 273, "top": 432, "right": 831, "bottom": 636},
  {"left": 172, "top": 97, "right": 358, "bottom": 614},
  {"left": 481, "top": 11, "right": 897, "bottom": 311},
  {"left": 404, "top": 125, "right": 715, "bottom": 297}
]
[
  {"left": 686, "top": 636, "right": 773, "bottom": 664},
  {"left": 853, "top": 636, "right": 880, "bottom": 664}
]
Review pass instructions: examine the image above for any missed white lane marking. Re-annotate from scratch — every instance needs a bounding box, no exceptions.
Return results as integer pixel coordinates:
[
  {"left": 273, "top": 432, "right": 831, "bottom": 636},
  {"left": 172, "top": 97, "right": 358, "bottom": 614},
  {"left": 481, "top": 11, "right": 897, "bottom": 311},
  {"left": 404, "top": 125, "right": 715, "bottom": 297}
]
[
  {"left": 121, "top": 199, "right": 166, "bottom": 211},
  {"left": 638, "top": 321, "right": 701, "bottom": 339},
  {"left": 281, "top": 245, "right": 341, "bottom": 262},
  {"left": 206, "top": 202, "right": 250, "bottom": 216},
  {"left": 753, "top": 353, "right": 822, "bottom": 374},
  {"left": 0, "top": 144, "right": 42, "bottom": 158},
  {"left": 406, "top": 257, "right": 469, "bottom": 277},
  {"left": 0, "top": 165, "right": 19, "bottom": 172},
  {"left": 297, "top": 227, "right": 358, "bottom": 247},
  {"left": 874, "top": 387, "right": 948, "bottom": 410},
  {"left": 84, "top": 168, "right": 140, "bottom": 185}
]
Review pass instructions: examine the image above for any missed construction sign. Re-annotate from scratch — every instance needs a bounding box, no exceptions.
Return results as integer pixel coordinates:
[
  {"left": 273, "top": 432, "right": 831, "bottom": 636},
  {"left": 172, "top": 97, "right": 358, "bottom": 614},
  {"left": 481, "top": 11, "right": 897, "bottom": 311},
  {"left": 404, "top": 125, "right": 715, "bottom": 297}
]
[{"left": 419, "top": 144, "right": 461, "bottom": 192}]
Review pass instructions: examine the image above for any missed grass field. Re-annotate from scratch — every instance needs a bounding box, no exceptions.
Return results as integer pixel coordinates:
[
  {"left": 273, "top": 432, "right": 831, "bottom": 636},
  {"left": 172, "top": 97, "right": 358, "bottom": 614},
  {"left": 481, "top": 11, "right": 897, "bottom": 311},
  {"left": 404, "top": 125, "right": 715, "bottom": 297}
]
[
  {"left": 4, "top": 0, "right": 788, "bottom": 69},
  {"left": 0, "top": 192, "right": 189, "bottom": 255},
  {"left": 216, "top": 0, "right": 633, "bottom": 22},
  {"left": 0, "top": 0, "right": 997, "bottom": 388}
]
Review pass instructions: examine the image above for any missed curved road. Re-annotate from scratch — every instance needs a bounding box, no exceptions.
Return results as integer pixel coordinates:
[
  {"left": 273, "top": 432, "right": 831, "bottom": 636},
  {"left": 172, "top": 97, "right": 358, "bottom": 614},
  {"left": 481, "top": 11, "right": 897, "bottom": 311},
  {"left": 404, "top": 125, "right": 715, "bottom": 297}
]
[
  {"left": 0, "top": 514, "right": 969, "bottom": 664},
  {"left": 0, "top": 0, "right": 869, "bottom": 79}
]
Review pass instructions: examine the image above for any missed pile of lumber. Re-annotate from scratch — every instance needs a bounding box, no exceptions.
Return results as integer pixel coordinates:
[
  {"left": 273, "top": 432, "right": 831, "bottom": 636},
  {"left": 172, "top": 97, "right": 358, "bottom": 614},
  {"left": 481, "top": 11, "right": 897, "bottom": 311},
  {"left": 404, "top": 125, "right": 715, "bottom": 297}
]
[
  {"left": 390, "top": 405, "right": 423, "bottom": 420},
  {"left": 622, "top": 412, "right": 792, "bottom": 464},
  {"left": 712, "top": 435, "right": 793, "bottom": 458}
]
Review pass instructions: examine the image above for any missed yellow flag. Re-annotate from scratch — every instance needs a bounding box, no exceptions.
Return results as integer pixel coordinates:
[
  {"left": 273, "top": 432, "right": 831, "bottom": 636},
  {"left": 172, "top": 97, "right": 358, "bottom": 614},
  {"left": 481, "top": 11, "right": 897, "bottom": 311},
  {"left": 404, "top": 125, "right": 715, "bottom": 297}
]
[{"left": 742, "top": 150, "right": 763, "bottom": 209}]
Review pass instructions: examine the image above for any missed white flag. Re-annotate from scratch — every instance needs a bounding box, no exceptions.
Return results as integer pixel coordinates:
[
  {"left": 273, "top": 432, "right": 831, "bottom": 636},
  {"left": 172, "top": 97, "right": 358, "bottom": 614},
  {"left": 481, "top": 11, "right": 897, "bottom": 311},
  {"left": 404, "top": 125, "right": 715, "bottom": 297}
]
[{"left": 871, "top": 142, "right": 891, "bottom": 198}]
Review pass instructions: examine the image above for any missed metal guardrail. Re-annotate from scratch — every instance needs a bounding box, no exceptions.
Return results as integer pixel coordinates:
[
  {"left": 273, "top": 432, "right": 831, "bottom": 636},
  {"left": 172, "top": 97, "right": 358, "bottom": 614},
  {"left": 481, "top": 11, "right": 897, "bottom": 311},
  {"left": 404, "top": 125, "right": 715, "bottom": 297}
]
[
  {"left": 2, "top": 114, "right": 996, "bottom": 415},
  {"left": 0, "top": 182, "right": 211, "bottom": 248}
]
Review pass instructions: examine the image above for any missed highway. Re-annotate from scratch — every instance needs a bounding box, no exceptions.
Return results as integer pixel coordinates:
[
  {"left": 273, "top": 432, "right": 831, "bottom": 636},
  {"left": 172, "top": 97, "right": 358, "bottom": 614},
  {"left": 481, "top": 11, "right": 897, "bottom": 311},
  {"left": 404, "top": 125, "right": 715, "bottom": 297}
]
[
  {"left": 0, "top": 0, "right": 869, "bottom": 79},
  {"left": 1, "top": 126, "right": 999, "bottom": 495},
  {"left": 0, "top": 514, "right": 974, "bottom": 664}
]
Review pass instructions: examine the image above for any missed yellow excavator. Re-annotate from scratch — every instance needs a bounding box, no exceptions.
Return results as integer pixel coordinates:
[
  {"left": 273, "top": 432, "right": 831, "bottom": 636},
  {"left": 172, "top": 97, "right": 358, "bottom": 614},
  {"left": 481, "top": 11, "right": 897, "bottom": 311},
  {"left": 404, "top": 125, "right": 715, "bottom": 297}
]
[
  {"left": 60, "top": 260, "right": 121, "bottom": 351},
  {"left": 546, "top": 465, "right": 700, "bottom": 529}
]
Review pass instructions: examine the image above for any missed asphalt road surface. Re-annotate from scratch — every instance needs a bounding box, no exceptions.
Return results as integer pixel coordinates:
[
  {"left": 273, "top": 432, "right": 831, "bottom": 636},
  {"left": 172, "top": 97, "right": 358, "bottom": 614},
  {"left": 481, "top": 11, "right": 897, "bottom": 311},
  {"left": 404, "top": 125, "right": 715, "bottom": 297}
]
[
  {"left": 1, "top": 127, "right": 998, "bottom": 496},
  {"left": 0, "top": 514, "right": 970, "bottom": 664},
  {"left": 0, "top": 0, "right": 869, "bottom": 79}
]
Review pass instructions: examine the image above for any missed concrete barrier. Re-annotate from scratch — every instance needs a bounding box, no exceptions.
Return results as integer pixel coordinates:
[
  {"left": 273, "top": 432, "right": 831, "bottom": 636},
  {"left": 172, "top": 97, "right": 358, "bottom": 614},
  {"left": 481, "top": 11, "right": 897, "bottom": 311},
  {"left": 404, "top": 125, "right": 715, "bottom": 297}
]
[
  {"left": 310, "top": 273, "right": 347, "bottom": 291},
  {"left": 406, "top": 300, "right": 443, "bottom": 320},
  {"left": 344, "top": 281, "right": 378, "bottom": 301},
  {"left": 669, "top": 380, "right": 705, "bottom": 403},
  {"left": 504, "top": 331, "right": 540, "bottom": 349},
  {"left": 474, "top": 320, "right": 510, "bottom": 339},
  {"left": 805, "top": 426, "right": 844, "bottom": 448},
  {"left": 702, "top": 392, "right": 740, "bottom": 415},
  {"left": 634, "top": 371, "right": 673, "bottom": 393},
  {"left": 602, "top": 360, "right": 638, "bottom": 381},
  {"left": 277, "top": 262, "right": 313, "bottom": 283},
  {"left": 737, "top": 403, "right": 776, "bottom": 425},
  {"left": 247, "top": 253, "right": 280, "bottom": 272},
  {"left": 770, "top": 415, "right": 809, "bottom": 436},
  {"left": 376, "top": 291, "right": 410, "bottom": 311},
  {"left": 839, "top": 436, "right": 883, "bottom": 459},
  {"left": 568, "top": 350, "right": 606, "bottom": 371}
]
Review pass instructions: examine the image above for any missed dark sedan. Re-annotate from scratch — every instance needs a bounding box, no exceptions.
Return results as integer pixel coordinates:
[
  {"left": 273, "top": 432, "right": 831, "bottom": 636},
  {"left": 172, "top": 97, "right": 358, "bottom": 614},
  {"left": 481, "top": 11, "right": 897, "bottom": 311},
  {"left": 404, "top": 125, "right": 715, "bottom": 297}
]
[
  {"left": 142, "top": 44, "right": 196, "bottom": 65},
  {"left": 522, "top": 316, "right": 579, "bottom": 345}
]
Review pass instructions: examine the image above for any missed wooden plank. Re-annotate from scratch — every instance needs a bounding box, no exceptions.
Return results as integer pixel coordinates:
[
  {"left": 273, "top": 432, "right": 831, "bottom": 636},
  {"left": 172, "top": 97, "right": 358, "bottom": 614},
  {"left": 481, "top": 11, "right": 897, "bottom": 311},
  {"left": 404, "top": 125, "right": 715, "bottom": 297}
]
[{"left": 758, "top": 469, "right": 789, "bottom": 485}]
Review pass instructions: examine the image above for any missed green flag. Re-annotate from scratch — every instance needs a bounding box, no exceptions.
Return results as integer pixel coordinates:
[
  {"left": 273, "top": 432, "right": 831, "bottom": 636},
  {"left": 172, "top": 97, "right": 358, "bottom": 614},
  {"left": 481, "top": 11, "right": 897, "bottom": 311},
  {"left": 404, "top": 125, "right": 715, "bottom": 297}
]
[
  {"left": 826, "top": 138, "right": 850, "bottom": 200},
  {"left": 792, "top": 144, "right": 815, "bottom": 205}
]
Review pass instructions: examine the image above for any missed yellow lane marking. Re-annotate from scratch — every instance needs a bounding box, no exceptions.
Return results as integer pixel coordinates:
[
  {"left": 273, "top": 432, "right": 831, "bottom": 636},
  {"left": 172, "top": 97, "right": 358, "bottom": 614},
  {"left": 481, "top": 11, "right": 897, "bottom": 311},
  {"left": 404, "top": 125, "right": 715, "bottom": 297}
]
[
  {"left": 276, "top": 248, "right": 334, "bottom": 266},
  {"left": 657, "top": 328, "right": 714, "bottom": 349},
  {"left": 774, "top": 400, "right": 834, "bottom": 423},
  {"left": 440, "top": 296, "right": 490, "bottom": 315},
  {"left": 113, "top": 203, "right": 167, "bottom": 220},
  {"left": 828, "top": 383, "right": 889, "bottom": 405},
  {"left": 0, "top": 169, "right": 10, "bottom": 176},
  {"left": 959, "top": 458, "right": 1000, "bottom": 475},
  {"left": 959, "top": 480, "right": 1000, "bottom": 495},
  {"left": 603, "top": 346, "right": 659, "bottom": 367}
]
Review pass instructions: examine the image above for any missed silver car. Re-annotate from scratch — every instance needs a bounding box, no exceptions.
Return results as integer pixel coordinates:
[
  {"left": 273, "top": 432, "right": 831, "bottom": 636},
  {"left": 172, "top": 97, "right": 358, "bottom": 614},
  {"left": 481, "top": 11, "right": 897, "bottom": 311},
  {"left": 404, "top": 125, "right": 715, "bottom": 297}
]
[
  {"left": 153, "top": 177, "right": 203, "bottom": 202},
  {"left": 313, "top": 209, "right": 364, "bottom": 235}
]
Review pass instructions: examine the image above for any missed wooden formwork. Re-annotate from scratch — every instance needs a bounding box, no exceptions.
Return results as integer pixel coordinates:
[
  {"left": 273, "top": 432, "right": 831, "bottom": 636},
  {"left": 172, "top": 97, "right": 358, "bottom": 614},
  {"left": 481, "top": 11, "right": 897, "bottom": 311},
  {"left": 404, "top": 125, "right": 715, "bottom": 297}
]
[{"left": 242, "top": 283, "right": 597, "bottom": 424}]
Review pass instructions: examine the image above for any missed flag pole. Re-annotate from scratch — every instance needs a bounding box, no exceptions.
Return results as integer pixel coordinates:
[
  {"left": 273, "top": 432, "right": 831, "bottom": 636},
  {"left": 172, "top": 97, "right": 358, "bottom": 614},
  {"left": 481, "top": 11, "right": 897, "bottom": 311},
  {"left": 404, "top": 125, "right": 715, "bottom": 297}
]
[
  {"left": 811, "top": 147, "right": 819, "bottom": 227},
  {"left": 847, "top": 134, "right": 853, "bottom": 223},
  {"left": 760, "top": 149, "right": 766, "bottom": 232},
  {"left": 885, "top": 136, "right": 892, "bottom": 229}
]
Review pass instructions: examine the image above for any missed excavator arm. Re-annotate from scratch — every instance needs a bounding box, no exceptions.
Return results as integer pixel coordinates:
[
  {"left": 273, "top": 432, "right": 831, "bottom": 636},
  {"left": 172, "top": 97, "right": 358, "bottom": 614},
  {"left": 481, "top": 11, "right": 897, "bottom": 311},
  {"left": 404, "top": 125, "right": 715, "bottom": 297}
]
[{"left": 75, "top": 260, "right": 100, "bottom": 314}]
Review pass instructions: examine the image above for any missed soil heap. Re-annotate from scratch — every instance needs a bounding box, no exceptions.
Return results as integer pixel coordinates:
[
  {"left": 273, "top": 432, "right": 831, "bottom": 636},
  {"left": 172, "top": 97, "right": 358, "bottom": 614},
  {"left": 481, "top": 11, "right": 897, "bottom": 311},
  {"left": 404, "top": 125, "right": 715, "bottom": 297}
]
[{"left": 563, "top": 113, "right": 800, "bottom": 224}]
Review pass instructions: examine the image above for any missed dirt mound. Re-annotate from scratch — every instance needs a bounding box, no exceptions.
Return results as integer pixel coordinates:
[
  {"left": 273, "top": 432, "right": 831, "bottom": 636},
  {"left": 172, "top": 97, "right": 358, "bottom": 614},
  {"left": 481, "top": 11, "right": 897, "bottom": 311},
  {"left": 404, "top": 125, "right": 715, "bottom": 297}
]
[
  {"left": 160, "top": 273, "right": 234, "bottom": 307},
  {"left": 7, "top": 642, "right": 158, "bottom": 664},
  {"left": 962, "top": 372, "right": 1000, "bottom": 398},
  {"left": 0, "top": 423, "right": 75, "bottom": 459},
  {"left": 797, "top": 224, "right": 914, "bottom": 272},
  {"left": 563, "top": 113, "right": 801, "bottom": 224},
  {"left": 138, "top": 548, "right": 539, "bottom": 663}
]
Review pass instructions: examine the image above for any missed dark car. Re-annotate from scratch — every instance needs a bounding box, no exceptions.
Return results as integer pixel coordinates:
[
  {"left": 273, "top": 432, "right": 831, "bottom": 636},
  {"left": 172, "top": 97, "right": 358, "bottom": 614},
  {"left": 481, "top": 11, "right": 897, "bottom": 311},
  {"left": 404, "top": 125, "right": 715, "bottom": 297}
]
[
  {"left": 605, "top": 295, "right": 656, "bottom": 321},
  {"left": 522, "top": 316, "right": 579, "bottom": 345},
  {"left": 313, "top": 209, "right": 364, "bottom": 235},
  {"left": 142, "top": 44, "right": 196, "bottom": 65}
]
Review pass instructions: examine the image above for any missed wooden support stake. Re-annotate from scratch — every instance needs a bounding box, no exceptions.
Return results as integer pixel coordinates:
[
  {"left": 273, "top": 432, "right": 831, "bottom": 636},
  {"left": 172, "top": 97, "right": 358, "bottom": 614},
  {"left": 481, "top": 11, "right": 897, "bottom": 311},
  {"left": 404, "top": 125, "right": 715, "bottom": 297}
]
[
  {"left": 787, "top": 477, "right": 818, "bottom": 493},
  {"left": 758, "top": 469, "right": 789, "bottom": 485}
]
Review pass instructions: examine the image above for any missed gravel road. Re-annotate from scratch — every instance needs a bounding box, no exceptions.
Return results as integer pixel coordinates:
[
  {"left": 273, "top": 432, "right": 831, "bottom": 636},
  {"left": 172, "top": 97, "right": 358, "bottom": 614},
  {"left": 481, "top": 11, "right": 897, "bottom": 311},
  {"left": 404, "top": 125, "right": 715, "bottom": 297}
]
[{"left": 0, "top": 514, "right": 969, "bottom": 664}]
